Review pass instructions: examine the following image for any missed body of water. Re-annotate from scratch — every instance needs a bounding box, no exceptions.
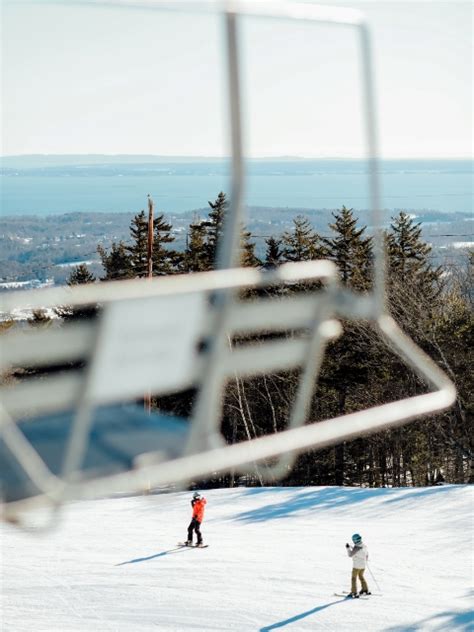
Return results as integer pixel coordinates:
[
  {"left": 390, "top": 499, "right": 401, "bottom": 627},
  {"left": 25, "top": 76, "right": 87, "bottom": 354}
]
[{"left": 1, "top": 158, "right": 472, "bottom": 216}]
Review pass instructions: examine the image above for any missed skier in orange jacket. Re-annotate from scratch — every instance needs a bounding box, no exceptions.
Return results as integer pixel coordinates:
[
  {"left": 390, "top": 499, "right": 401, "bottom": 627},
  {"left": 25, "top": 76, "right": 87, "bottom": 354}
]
[{"left": 185, "top": 492, "right": 207, "bottom": 547}]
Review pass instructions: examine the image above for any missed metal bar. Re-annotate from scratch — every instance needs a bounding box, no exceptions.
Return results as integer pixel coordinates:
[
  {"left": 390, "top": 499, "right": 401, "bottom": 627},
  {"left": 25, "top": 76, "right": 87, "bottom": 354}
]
[
  {"left": 9, "top": 373, "right": 453, "bottom": 511},
  {"left": 376, "top": 314, "right": 455, "bottom": 394},
  {"left": 60, "top": 314, "right": 107, "bottom": 481},
  {"left": 216, "top": 9, "right": 244, "bottom": 270},
  {"left": 2, "top": 308, "right": 456, "bottom": 514},
  {"left": 0, "top": 323, "right": 94, "bottom": 369},
  {"left": 358, "top": 22, "right": 384, "bottom": 316},
  {"left": 226, "top": 294, "right": 324, "bottom": 333},
  {"left": 263, "top": 279, "right": 339, "bottom": 478},
  {"left": 164, "top": 390, "right": 454, "bottom": 483},
  {"left": 0, "top": 1, "right": 457, "bottom": 523},
  {"left": 1, "top": 373, "right": 82, "bottom": 418},
  {"left": 0, "top": 404, "right": 63, "bottom": 500},
  {"left": 38, "top": 1, "right": 364, "bottom": 28},
  {"left": 182, "top": 7, "right": 246, "bottom": 457},
  {"left": 0, "top": 260, "right": 337, "bottom": 313},
  {"left": 222, "top": 338, "right": 308, "bottom": 377}
]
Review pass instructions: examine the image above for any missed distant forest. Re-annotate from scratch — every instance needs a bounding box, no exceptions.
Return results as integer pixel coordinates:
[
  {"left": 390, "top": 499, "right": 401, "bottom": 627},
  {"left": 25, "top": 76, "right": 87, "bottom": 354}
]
[
  {"left": 4, "top": 192, "right": 473, "bottom": 487},
  {"left": 0, "top": 204, "right": 470, "bottom": 285}
]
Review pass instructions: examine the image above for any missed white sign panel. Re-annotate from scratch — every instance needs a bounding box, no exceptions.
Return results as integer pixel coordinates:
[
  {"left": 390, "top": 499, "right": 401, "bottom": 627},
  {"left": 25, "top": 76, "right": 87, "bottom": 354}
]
[{"left": 89, "top": 291, "right": 207, "bottom": 403}]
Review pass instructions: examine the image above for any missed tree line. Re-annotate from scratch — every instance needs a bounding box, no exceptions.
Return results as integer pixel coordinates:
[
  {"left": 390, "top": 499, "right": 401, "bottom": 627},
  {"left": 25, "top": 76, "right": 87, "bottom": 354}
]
[{"left": 42, "top": 193, "right": 474, "bottom": 486}]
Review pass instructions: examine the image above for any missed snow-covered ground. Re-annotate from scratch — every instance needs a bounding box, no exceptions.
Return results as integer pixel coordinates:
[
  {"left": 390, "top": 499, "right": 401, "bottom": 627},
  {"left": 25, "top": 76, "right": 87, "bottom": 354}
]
[{"left": 1, "top": 486, "right": 472, "bottom": 631}]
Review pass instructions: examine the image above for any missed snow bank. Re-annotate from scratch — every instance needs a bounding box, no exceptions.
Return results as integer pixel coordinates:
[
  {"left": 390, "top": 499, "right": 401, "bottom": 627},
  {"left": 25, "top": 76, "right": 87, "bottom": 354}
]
[{"left": 1, "top": 486, "right": 472, "bottom": 631}]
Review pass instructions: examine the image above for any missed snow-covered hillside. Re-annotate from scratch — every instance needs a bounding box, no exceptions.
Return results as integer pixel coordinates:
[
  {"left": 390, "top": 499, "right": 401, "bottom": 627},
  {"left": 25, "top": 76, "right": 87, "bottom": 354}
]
[{"left": 1, "top": 486, "right": 472, "bottom": 631}]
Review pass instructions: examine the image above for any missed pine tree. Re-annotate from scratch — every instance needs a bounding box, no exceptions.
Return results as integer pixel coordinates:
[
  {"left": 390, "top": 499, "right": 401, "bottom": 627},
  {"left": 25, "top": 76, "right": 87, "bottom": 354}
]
[
  {"left": 204, "top": 191, "right": 228, "bottom": 267},
  {"left": 264, "top": 237, "right": 283, "bottom": 269},
  {"left": 369, "top": 214, "right": 449, "bottom": 486},
  {"left": 184, "top": 221, "right": 209, "bottom": 272},
  {"left": 55, "top": 264, "right": 97, "bottom": 320},
  {"left": 386, "top": 211, "right": 443, "bottom": 336},
  {"left": 387, "top": 211, "right": 441, "bottom": 300},
  {"left": 319, "top": 208, "right": 372, "bottom": 484},
  {"left": 433, "top": 285, "right": 474, "bottom": 483},
  {"left": 323, "top": 206, "right": 372, "bottom": 291},
  {"left": 240, "top": 227, "right": 261, "bottom": 268},
  {"left": 67, "top": 263, "right": 96, "bottom": 286},
  {"left": 152, "top": 213, "right": 176, "bottom": 275},
  {"left": 126, "top": 210, "right": 149, "bottom": 277},
  {"left": 97, "top": 241, "right": 133, "bottom": 281},
  {"left": 281, "top": 215, "right": 325, "bottom": 262}
]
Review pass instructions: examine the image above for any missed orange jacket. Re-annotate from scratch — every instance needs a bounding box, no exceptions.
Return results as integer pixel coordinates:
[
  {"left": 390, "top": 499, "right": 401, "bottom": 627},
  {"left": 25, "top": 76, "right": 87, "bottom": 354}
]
[{"left": 191, "top": 497, "right": 207, "bottom": 522}]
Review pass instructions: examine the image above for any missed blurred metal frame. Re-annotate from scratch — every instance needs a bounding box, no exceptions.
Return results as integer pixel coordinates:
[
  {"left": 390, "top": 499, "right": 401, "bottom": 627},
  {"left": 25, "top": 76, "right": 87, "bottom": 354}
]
[{"left": 0, "top": 1, "right": 456, "bottom": 523}]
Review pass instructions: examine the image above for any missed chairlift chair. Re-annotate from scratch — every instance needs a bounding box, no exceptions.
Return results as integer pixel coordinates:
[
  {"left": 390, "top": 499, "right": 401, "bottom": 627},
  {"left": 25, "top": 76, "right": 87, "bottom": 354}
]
[{"left": 0, "top": 0, "right": 455, "bottom": 527}]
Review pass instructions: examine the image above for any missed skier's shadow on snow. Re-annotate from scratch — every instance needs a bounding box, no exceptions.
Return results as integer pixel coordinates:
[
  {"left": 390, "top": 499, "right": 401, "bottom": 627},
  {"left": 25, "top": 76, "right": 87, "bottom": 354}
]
[
  {"left": 116, "top": 547, "right": 189, "bottom": 566},
  {"left": 260, "top": 598, "right": 347, "bottom": 631}
]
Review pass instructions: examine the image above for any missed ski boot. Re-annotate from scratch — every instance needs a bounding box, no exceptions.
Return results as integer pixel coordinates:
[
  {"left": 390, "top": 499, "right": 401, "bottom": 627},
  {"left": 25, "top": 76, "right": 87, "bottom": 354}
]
[
  {"left": 184, "top": 540, "right": 193, "bottom": 547},
  {"left": 359, "top": 590, "right": 371, "bottom": 595},
  {"left": 196, "top": 542, "right": 205, "bottom": 548},
  {"left": 347, "top": 592, "right": 359, "bottom": 599}
]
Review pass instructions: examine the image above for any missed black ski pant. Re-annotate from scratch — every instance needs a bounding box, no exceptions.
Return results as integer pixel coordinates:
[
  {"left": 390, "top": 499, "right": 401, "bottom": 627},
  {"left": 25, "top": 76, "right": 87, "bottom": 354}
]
[{"left": 187, "top": 518, "right": 202, "bottom": 544}]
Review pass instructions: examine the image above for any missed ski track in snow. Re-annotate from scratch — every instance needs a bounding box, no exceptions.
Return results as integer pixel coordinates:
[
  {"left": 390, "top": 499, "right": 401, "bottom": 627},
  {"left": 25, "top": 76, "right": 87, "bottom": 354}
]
[{"left": 1, "top": 485, "right": 473, "bottom": 631}]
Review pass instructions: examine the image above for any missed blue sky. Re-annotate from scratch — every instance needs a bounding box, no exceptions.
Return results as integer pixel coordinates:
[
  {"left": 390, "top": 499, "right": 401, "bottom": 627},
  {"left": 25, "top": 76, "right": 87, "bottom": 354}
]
[{"left": 2, "top": 0, "right": 472, "bottom": 158}]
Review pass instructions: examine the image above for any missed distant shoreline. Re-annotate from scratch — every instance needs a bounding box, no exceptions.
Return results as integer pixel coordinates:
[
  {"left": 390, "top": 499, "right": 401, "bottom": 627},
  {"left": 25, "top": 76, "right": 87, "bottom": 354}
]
[
  {"left": 1, "top": 155, "right": 472, "bottom": 169},
  {"left": 1, "top": 158, "right": 471, "bottom": 216},
  {"left": 1, "top": 208, "right": 472, "bottom": 222}
]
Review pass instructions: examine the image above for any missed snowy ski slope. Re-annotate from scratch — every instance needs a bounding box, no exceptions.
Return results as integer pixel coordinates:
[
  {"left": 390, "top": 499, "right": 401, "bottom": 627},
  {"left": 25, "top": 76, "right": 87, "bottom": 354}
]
[{"left": 1, "top": 486, "right": 473, "bottom": 631}]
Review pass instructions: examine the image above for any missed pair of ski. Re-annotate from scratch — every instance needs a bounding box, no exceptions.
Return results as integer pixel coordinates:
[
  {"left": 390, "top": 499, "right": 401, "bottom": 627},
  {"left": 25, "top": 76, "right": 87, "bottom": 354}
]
[
  {"left": 334, "top": 591, "right": 381, "bottom": 600},
  {"left": 177, "top": 542, "right": 209, "bottom": 549}
]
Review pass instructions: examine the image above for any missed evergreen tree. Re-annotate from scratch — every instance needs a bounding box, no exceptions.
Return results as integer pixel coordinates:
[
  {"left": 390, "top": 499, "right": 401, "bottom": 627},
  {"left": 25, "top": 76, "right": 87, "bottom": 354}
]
[
  {"left": 126, "top": 210, "right": 149, "bottom": 277},
  {"left": 108, "top": 210, "right": 178, "bottom": 278},
  {"left": 433, "top": 287, "right": 474, "bottom": 483},
  {"left": 55, "top": 264, "right": 97, "bottom": 321},
  {"left": 281, "top": 215, "right": 325, "bottom": 262},
  {"left": 134, "top": 204, "right": 472, "bottom": 487},
  {"left": 97, "top": 241, "right": 133, "bottom": 281},
  {"left": 323, "top": 206, "right": 372, "bottom": 291},
  {"left": 240, "top": 227, "right": 261, "bottom": 268},
  {"left": 66, "top": 263, "right": 96, "bottom": 287},
  {"left": 67, "top": 263, "right": 96, "bottom": 286},
  {"left": 318, "top": 209, "right": 372, "bottom": 484},
  {"left": 204, "top": 191, "right": 228, "bottom": 267},
  {"left": 456, "top": 250, "right": 474, "bottom": 306},
  {"left": 387, "top": 211, "right": 441, "bottom": 300},
  {"left": 264, "top": 237, "right": 283, "bottom": 269},
  {"left": 184, "top": 221, "right": 209, "bottom": 272},
  {"left": 387, "top": 212, "right": 443, "bottom": 329},
  {"left": 152, "top": 213, "right": 176, "bottom": 275}
]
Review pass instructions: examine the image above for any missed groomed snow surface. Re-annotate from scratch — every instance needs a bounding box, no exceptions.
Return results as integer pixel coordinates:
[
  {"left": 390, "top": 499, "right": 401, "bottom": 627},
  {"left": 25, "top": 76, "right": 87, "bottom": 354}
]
[{"left": 1, "top": 486, "right": 473, "bottom": 631}]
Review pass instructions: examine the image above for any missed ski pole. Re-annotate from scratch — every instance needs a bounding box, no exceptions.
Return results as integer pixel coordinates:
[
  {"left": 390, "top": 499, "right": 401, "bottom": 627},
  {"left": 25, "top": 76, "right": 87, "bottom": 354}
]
[{"left": 367, "top": 562, "right": 381, "bottom": 592}]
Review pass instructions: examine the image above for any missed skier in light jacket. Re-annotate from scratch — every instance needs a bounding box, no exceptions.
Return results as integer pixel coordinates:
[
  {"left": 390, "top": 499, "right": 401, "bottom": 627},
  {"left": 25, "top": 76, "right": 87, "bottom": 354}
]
[
  {"left": 185, "top": 492, "right": 207, "bottom": 547},
  {"left": 346, "top": 533, "right": 371, "bottom": 598}
]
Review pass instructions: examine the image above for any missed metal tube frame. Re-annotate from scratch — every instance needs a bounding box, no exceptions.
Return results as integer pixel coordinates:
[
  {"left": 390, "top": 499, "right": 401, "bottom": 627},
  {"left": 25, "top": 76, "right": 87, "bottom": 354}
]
[{"left": 0, "top": 1, "right": 456, "bottom": 523}]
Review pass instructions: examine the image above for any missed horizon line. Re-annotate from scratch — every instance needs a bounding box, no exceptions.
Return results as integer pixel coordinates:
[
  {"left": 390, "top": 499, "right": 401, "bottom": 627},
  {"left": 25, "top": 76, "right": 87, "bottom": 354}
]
[{"left": 2, "top": 153, "right": 472, "bottom": 161}]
